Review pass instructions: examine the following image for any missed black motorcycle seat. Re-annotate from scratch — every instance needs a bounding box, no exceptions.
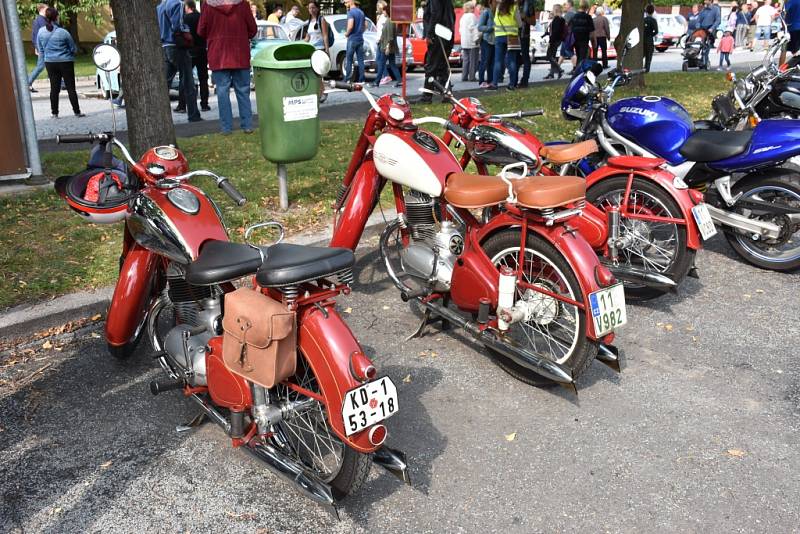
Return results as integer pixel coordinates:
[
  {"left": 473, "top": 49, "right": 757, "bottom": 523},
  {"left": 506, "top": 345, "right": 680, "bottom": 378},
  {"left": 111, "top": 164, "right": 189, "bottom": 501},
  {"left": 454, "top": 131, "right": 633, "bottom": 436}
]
[
  {"left": 680, "top": 130, "right": 752, "bottom": 162},
  {"left": 185, "top": 240, "right": 355, "bottom": 287},
  {"left": 255, "top": 243, "right": 355, "bottom": 288}
]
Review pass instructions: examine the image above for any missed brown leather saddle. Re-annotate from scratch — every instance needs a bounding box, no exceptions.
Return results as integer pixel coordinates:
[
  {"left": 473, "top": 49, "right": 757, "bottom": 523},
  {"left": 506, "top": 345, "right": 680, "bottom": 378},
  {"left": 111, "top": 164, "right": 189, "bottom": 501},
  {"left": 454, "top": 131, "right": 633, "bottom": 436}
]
[
  {"left": 539, "top": 139, "right": 599, "bottom": 164},
  {"left": 444, "top": 173, "right": 585, "bottom": 210}
]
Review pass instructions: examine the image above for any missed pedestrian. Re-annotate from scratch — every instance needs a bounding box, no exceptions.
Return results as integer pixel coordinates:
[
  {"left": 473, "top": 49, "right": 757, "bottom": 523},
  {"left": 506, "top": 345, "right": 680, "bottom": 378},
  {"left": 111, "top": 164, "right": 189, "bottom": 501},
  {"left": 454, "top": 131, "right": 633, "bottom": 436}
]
[
  {"left": 489, "top": 0, "right": 521, "bottom": 90},
  {"left": 198, "top": 0, "right": 257, "bottom": 134},
  {"left": 747, "top": 1, "right": 758, "bottom": 49},
  {"left": 727, "top": 4, "right": 738, "bottom": 32},
  {"left": 697, "top": 0, "right": 719, "bottom": 67},
  {"left": 267, "top": 4, "right": 283, "bottom": 22},
  {"left": 560, "top": 0, "right": 576, "bottom": 74},
  {"left": 736, "top": 3, "right": 750, "bottom": 47},
  {"left": 544, "top": 3, "right": 565, "bottom": 79},
  {"left": 643, "top": 3, "right": 658, "bottom": 72},
  {"left": 251, "top": 3, "right": 261, "bottom": 19},
  {"left": 343, "top": 0, "right": 367, "bottom": 83},
  {"left": 477, "top": 0, "right": 496, "bottom": 87},
  {"left": 157, "top": 0, "right": 202, "bottom": 122},
  {"left": 460, "top": 1, "right": 480, "bottom": 82},
  {"left": 718, "top": 28, "right": 734, "bottom": 68},
  {"left": 27, "top": 3, "right": 49, "bottom": 92},
  {"left": 754, "top": 0, "right": 777, "bottom": 49},
  {"left": 785, "top": 0, "right": 800, "bottom": 57},
  {"left": 569, "top": 0, "right": 593, "bottom": 70},
  {"left": 420, "top": 0, "right": 455, "bottom": 100},
  {"left": 304, "top": 0, "right": 332, "bottom": 52},
  {"left": 372, "top": 2, "right": 402, "bottom": 86},
  {"left": 179, "top": 0, "right": 210, "bottom": 113},
  {"left": 285, "top": 4, "right": 300, "bottom": 24},
  {"left": 37, "top": 8, "right": 84, "bottom": 118},
  {"left": 517, "top": 0, "right": 535, "bottom": 87},
  {"left": 687, "top": 3, "right": 701, "bottom": 32},
  {"left": 592, "top": 6, "right": 609, "bottom": 68}
]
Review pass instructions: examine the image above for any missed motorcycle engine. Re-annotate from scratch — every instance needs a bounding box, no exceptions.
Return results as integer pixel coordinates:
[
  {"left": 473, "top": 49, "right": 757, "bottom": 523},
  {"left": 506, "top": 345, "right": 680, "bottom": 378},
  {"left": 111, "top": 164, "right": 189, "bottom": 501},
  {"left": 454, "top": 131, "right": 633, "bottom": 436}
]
[
  {"left": 400, "top": 190, "right": 463, "bottom": 291},
  {"left": 160, "top": 264, "right": 222, "bottom": 386}
]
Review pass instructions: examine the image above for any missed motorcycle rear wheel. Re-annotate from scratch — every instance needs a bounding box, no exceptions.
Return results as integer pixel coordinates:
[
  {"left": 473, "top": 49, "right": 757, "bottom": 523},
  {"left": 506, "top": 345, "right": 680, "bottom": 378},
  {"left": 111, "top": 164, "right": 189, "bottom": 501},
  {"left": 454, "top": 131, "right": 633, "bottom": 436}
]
[
  {"left": 482, "top": 230, "right": 598, "bottom": 387},
  {"left": 588, "top": 176, "right": 695, "bottom": 300},
  {"left": 725, "top": 175, "right": 800, "bottom": 271},
  {"left": 273, "top": 354, "right": 371, "bottom": 500}
]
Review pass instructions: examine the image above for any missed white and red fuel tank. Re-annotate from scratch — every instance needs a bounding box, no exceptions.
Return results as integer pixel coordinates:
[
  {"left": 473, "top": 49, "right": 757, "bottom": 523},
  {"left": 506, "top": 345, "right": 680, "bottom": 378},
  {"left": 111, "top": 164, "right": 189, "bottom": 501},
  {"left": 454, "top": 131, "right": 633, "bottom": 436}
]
[{"left": 373, "top": 128, "right": 462, "bottom": 197}]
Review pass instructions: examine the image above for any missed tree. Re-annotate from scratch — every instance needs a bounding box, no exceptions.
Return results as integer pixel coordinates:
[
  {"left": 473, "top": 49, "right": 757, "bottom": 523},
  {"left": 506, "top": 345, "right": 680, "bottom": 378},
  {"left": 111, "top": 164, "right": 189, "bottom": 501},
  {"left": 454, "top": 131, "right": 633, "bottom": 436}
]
[
  {"left": 615, "top": 0, "right": 646, "bottom": 89},
  {"left": 109, "top": 0, "right": 176, "bottom": 156}
]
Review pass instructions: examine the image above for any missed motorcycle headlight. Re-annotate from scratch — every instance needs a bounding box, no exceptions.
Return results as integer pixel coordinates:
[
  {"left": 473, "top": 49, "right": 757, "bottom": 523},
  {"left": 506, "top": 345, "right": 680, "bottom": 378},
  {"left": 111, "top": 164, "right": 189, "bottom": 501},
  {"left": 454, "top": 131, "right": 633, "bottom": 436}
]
[{"left": 734, "top": 78, "right": 754, "bottom": 102}]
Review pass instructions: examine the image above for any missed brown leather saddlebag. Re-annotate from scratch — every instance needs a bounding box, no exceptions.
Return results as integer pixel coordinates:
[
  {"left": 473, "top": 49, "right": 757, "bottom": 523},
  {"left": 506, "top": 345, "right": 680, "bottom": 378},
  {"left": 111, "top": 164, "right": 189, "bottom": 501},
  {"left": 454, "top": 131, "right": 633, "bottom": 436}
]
[{"left": 222, "top": 288, "right": 296, "bottom": 388}]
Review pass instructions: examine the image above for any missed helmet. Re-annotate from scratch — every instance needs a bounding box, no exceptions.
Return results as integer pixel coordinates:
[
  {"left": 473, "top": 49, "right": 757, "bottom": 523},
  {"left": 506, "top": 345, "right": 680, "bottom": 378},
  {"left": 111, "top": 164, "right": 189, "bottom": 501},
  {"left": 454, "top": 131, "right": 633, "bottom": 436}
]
[{"left": 54, "top": 168, "right": 136, "bottom": 224}]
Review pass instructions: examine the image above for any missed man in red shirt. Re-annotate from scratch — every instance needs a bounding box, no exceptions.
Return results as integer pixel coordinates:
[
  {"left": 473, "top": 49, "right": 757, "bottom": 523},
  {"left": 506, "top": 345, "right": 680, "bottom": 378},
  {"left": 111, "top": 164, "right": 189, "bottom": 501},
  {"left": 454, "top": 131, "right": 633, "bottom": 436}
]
[{"left": 198, "top": 0, "right": 257, "bottom": 134}]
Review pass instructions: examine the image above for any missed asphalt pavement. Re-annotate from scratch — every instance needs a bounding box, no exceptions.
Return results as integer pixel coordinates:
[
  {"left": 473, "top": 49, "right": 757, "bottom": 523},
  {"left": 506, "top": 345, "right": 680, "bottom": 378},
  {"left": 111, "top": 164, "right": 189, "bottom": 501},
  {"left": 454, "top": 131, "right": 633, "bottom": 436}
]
[{"left": 1, "top": 231, "right": 798, "bottom": 533}]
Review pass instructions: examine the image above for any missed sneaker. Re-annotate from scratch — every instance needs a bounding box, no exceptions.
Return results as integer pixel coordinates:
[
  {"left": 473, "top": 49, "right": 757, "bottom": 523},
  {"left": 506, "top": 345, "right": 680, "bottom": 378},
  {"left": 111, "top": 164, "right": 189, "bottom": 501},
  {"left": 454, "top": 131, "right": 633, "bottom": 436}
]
[
  {"left": 543, "top": 73, "right": 555, "bottom": 80},
  {"left": 243, "top": 128, "right": 254, "bottom": 134},
  {"left": 174, "top": 106, "right": 186, "bottom": 113},
  {"left": 486, "top": 84, "right": 498, "bottom": 90},
  {"left": 507, "top": 85, "right": 516, "bottom": 91},
  {"left": 188, "top": 116, "right": 203, "bottom": 123},
  {"left": 380, "top": 76, "right": 392, "bottom": 86},
  {"left": 479, "top": 82, "right": 489, "bottom": 88},
  {"left": 74, "top": 112, "right": 86, "bottom": 117},
  {"left": 201, "top": 104, "right": 211, "bottom": 111},
  {"left": 29, "top": 86, "right": 38, "bottom": 93},
  {"left": 51, "top": 113, "right": 58, "bottom": 119}
]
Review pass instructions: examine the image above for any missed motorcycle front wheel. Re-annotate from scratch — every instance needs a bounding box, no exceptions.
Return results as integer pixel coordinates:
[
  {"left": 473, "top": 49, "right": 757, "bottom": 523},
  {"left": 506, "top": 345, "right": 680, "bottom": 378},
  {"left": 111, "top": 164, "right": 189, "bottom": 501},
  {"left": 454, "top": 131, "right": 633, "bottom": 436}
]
[
  {"left": 272, "top": 354, "right": 372, "bottom": 500},
  {"left": 482, "top": 230, "right": 598, "bottom": 387},
  {"left": 588, "top": 176, "right": 696, "bottom": 300},
  {"left": 725, "top": 176, "right": 800, "bottom": 271}
]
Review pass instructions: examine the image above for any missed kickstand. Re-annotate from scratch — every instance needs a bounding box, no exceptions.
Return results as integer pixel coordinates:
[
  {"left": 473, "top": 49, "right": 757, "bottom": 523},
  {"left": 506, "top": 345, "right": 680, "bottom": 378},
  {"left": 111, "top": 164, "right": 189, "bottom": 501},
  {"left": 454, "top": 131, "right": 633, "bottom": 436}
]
[
  {"left": 405, "top": 307, "right": 431, "bottom": 341},
  {"left": 176, "top": 412, "right": 208, "bottom": 433}
]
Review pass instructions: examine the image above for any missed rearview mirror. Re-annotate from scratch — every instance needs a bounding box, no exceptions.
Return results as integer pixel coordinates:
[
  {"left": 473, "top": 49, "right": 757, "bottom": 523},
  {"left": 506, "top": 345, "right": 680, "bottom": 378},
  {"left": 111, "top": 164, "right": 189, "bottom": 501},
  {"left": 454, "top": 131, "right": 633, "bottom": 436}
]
[
  {"left": 626, "top": 28, "right": 640, "bottom": 49},
  {"left": 435, "top": 24, "right": 453, "bottom": 42},
  {"left": 311, "top": 49, "right": 331, "bottom": 76},
  {"left": 93, "top": 43, "right": 121, "bottom": 72}
]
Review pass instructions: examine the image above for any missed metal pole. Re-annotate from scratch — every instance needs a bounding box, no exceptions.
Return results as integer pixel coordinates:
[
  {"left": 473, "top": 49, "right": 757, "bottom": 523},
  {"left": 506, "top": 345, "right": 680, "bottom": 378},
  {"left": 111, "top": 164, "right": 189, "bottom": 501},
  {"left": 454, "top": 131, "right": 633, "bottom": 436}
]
[
  {"left": 2, "top": 0, "right": 43, "bottom": 180},
  {"left": 277, "top": 163, "right": 288, "bottom": 210},
  {"left": 401, "top": 24, "right": 407, "bottom": 101}
]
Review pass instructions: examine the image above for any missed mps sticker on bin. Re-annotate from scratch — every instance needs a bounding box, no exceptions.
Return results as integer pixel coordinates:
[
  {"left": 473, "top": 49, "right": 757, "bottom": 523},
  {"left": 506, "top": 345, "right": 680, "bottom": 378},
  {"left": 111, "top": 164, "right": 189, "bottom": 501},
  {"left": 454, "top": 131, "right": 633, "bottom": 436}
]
[{"left": 283, "top": 95, "right": 318, "bottom": 122}]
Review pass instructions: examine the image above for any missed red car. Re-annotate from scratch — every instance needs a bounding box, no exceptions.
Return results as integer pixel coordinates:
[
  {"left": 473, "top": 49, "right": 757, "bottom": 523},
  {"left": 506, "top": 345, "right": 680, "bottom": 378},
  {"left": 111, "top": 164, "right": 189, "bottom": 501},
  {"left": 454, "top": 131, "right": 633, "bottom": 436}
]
[{"left": 407, "top": 7, "right": 475, "bottom": 69}]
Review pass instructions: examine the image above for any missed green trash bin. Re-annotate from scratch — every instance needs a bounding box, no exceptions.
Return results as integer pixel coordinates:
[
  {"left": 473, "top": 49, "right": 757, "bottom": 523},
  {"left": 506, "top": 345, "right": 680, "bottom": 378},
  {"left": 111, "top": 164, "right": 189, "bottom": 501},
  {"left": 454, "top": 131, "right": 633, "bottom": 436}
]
[{"left": 253, "top": 42, "right": 321, "bottom": 164}]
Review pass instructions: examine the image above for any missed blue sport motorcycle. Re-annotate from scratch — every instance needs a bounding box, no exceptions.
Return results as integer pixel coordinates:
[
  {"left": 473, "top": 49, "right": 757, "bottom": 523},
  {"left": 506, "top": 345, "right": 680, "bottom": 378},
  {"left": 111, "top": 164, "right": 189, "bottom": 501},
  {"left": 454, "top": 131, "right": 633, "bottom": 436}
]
[{"left": 561, "top": 63, "right": 800, "bottom": 272}]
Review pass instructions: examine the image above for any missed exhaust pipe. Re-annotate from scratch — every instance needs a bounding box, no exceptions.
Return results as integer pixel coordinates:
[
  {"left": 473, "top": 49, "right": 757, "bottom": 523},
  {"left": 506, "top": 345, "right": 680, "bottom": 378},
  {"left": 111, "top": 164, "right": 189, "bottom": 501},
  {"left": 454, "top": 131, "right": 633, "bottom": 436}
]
[
  {"left": 373, "top": 446, "right": 412, "bottom": 484},
  {"left": 604, "top": 263, "right": 677, "bottom": 290},
  {"left": 187, "top": 393, "right": 338, "bottom": 517},
  {"left": 243, "top": 442, "right": 339, "bottom": 518},
  {"left": 419, "top": 299, "right": 577, "bottom": 390},
  {"left": 596, "top": 343, "right": 621, "bottom": 372}
]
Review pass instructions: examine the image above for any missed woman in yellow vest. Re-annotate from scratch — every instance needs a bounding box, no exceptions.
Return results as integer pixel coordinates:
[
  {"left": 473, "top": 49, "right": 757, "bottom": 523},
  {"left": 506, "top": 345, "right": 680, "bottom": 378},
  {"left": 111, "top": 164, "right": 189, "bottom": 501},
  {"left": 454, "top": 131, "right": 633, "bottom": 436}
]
[{"left": 489, "top": 0, "right": 522, "bottom": 90}]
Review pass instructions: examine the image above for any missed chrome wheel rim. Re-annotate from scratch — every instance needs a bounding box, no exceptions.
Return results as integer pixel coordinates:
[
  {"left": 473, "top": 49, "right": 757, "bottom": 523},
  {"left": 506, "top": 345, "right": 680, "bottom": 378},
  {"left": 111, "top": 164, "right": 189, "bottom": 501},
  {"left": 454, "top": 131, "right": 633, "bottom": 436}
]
[
  {"left": 490, "top": 246, "right": 580, "bottom": 365},
  {"left": 733, "top": 185, "right": 800, "bottom": 263}
]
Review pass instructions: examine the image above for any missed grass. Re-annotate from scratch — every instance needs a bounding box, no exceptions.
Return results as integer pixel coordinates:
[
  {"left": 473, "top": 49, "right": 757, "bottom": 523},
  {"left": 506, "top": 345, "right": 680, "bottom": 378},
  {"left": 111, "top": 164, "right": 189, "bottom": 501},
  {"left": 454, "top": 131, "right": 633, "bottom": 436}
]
[
  {"left": 0, "top": 71, "right": 730, "bottom": 310},
  {"left": 26, "top": 53, "right": 97, "bottom": 80}
]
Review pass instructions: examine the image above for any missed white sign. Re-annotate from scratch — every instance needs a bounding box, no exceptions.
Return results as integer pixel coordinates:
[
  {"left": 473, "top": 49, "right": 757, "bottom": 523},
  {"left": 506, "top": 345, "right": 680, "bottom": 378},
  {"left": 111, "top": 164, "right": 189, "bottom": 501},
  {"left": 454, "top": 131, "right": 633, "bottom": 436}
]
[{"left": 282, "top": 95, "right": 318, "bottom": 122}]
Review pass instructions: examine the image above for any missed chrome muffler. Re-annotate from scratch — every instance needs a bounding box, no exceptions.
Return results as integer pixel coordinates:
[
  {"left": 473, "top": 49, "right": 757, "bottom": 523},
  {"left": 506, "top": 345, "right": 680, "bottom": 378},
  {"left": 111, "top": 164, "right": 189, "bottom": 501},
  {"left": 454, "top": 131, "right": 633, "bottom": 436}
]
[
  {"left": 604, "top": 263, "right": 677, "bottom": 290},
  {"left": 373, "top": 446, "right": 411, "bottom": 484}
]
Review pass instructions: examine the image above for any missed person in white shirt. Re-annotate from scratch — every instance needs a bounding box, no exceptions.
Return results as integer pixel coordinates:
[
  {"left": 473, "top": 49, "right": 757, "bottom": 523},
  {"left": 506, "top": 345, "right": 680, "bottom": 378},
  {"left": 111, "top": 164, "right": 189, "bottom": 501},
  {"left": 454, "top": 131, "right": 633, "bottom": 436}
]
[
  {"left": 754, "top": 0, "right": 776, "bottom": 50},
  {"left": 284, "top": 4, "right": 300, "bottom": 24},
  {"left": 459, "top": 1, "right": 480, "bottom": 81}
]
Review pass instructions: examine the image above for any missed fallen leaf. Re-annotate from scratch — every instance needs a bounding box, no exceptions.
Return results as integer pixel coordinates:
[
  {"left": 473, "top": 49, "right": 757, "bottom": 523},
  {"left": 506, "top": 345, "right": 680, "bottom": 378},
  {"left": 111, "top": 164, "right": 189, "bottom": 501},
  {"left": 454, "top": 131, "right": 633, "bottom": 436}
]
[
  {"left": 382, "top": 305, "right": 390, "bottom": 310},
  {"left": 430, "top": 351, "right": 438, "bottom": 357},
  {"left": 504, "top": 432, "right": 517, "bottom": 442},
  {"left": 726, "top": 449, "right": 746, "bottom": 458},
  {"left": 692, "top": 336, "right": 698, "bottom": 342},
  {"left": 42, "top": 340, "right": 52, "bottom": 350},
  {"left": 418, "top": 351, "right": 427, "bottom": 357},
  {"left": 51, "top": 507, "right": 62, "bottom": 515},
  {"left": 91, "top": 314, "right": 102, "bottom": 321},
  {"left": 664, "top": 324, "right": 673, "bottom": 332},
  {"left": 100, "top": 460, "right": 113, "bottom": 469},
  {"left": 90, "top": 332, "right": 101, "bottom": 339},
  {"left": 755, "top": 289, "right": 764, "bottom": 294},
  {"left": 656, "top": 322, "right": 663, "bottom": 327},
  {"left": 402, "top": 374, "right": 412, "bottom": 383},
  {"left": 343, "top": 307, "right": 352, "bottom": 314},
  {"left": 743, "top": 294, "right": 752, "bottom": 299}
]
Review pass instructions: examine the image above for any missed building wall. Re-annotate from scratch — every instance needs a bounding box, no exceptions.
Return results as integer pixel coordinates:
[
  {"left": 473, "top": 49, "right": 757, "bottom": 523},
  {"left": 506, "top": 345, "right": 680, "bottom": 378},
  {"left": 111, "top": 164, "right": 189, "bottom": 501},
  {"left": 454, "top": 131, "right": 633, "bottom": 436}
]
[{"left": 20, "top": 7, "right": 114, "bottom": 50}]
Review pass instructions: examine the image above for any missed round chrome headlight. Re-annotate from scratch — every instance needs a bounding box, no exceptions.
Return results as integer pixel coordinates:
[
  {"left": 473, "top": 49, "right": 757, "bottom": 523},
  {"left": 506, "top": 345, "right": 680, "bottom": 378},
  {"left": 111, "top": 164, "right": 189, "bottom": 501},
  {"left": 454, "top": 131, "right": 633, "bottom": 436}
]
[{"left": 735, "top": 78, "right": 755, "bottom": 102}]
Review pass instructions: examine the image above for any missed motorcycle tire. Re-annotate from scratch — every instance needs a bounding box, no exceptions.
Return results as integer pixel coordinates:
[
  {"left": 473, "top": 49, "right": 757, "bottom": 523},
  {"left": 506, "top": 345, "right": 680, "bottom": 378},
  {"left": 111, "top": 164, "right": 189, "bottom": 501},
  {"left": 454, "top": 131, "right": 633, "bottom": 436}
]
[
  {"left": 481, "top": 229, "right": 598, "bottom": 387},
  {"left": 107, "top": 332, "right": 142, "bottom": 360},
  {"left": 587, "top": 176, "right": 696, "bottom": 301},
  {"left": 682, "top": 61, "right": 688, "bottom": 71},
  {"left": 724, "top": 174, "right": 800, "bottom": 271}
]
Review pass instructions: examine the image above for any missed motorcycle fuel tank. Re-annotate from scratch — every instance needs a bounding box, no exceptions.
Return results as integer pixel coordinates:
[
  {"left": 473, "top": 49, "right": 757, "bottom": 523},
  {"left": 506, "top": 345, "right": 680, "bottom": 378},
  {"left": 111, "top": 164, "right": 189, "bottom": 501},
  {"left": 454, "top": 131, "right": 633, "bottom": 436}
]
[
  {"left": 607, "top": 96, "right": 694, "bottom": 165},
  {"left": 771, "top": 78, "right": 800, "bottom": 112},
  {"left": 373, "top": 129, "right": 462, "bottom": 197},
  {"left": 127, "top": 184, "right": 228, "bottom": 263},
  {"left": 469, "top": 122, "right": 543, "bottom": 168}
]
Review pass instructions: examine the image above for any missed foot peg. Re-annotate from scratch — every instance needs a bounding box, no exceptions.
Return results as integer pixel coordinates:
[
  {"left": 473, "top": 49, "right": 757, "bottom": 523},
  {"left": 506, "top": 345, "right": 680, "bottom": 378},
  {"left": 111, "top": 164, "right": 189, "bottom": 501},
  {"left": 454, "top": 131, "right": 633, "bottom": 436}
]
[
  {"left": 401, "top": 287, "right": 428, "bottom": 302},
  {"left": 150, "top": 378, "right": 184, "bottom": 396}
]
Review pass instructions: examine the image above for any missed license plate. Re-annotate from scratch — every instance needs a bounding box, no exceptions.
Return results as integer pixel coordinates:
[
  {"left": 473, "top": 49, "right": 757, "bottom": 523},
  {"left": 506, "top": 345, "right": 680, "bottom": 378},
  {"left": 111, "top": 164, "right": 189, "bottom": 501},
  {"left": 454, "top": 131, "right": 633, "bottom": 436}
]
[
  {"left": 341, "top": 376, "right": 398, "bottom": 437},
  {"left": 692, "top": 203, "right": 718, "bottom": 241},
  {"left": 589, "top": 283, "right": 628, "bottom": 337}
]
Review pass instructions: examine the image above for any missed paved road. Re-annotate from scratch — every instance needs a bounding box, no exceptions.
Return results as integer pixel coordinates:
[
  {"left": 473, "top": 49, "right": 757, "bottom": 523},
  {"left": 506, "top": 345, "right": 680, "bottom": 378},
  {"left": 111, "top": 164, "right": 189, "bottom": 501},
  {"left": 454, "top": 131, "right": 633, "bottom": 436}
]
[
  {"left": 31, "top": 47, "right": 767, "bottom": 141},
  {"left": 1, "top": 230, "right": 798, "bottom": 533}
]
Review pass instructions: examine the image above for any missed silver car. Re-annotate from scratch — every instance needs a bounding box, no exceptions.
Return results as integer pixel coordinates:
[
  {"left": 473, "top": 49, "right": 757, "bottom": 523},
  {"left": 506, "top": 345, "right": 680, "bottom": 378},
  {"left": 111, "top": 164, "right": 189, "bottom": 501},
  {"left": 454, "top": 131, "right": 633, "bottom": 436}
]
[{"left": 322, "top": 14, "right": 414, "bottom": 77}]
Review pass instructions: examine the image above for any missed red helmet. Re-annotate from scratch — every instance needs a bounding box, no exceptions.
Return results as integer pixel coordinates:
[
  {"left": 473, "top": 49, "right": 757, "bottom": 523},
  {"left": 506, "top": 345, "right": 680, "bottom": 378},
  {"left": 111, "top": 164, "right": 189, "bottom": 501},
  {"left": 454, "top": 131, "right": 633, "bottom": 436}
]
[{"left": 55, "top": 169, "right": 136, "bottom": 224}]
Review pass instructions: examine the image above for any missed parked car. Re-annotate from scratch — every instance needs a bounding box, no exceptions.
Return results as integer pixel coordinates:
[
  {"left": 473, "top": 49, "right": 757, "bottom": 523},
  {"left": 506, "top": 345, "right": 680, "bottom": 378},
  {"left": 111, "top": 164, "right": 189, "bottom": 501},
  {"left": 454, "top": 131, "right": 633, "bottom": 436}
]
[
  {"left": 655, "top": 14, "right": 687, "bottom": 52},
  {"left": 96, "top": 31, "right": 120, "bottom": 98},
  {"left": 252, "top": 19, "right": 292, "bottom": 59},
  {"left": 321, "top": 14, "right": 415, "bottom": 77}
]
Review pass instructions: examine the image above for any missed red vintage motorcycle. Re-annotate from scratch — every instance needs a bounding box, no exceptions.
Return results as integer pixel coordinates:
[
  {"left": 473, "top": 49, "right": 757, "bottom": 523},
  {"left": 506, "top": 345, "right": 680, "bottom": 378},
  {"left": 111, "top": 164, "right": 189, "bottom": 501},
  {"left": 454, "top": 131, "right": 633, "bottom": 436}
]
[
  {"left": 425, "top": 80, "right": 706, "bottom": 300},
  {"left": 327, "top": 80, "right": 625, "bottom": 389},
  {"left": 53, "top": 44, "right": 408, "bottom": 514}
]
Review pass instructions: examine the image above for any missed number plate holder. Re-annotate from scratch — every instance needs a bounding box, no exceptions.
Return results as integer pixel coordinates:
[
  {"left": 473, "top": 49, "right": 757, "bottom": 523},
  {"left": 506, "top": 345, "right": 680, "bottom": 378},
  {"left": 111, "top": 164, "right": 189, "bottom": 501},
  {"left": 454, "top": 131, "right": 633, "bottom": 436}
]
[
  {"left": 341, "top": 376, "right": 399, "bottom": 437},
  {"left": 589, "top": 283, "right": 628, "bottom": 337},
  {"left": 692, "top": 203, "right": 718, "bottom": 241}
]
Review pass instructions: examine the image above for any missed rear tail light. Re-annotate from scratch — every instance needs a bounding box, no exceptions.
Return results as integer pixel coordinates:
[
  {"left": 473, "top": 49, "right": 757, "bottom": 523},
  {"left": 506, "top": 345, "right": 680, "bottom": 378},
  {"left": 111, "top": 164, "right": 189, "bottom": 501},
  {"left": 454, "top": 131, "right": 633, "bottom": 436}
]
[
  {"left": 368, "top": 424, "right": 387, "bottom": 446},
  {"left": 350, "top": 351, "right": 377, "bottom": 382},
  {"left": 687, "top": 188, "right": 705, "bottom": 205},
  {"left": 595, "top": 264, "right": 616, "bottom": 287}
]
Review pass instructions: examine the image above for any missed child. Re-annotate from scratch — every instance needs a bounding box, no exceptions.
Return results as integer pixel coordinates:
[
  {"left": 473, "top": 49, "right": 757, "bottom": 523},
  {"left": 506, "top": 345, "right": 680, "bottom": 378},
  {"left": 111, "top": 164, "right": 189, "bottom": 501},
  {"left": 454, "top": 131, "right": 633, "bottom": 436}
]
[{"left": 718, "top": 30, "right": 735, "bottom": 70}]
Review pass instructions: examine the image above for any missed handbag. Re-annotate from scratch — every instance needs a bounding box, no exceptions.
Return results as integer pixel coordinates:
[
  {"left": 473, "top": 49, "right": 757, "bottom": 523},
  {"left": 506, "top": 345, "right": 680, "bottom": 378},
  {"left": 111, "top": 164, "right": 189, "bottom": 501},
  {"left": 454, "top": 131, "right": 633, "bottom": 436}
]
[
  {"left": 173, "top": 30, "right": 194, "bottom": 49},
  {"left": 507, "top": 35, "right": 521, "bottom": 50},
  {"left": 222, "top": 287, "right": 297, "bottom": 388}
]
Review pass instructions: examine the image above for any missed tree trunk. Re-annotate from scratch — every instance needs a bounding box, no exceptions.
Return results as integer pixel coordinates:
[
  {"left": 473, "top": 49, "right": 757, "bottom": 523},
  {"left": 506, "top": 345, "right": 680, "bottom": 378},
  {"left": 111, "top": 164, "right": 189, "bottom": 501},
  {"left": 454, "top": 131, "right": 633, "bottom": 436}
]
[
  {"left": 109, "top": 0, "right": 175, "bottom": 157},
  {"left": 615, "top": 0, "right": 646, "bottom": 89}
]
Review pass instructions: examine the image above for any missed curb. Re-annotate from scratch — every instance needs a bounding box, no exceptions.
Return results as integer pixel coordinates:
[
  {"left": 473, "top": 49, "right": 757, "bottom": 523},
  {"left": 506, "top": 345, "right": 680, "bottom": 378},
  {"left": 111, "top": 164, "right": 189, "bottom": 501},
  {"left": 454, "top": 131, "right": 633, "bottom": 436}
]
[{"left": 0, "top": 207, "right": 396, "bottom": 343}]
